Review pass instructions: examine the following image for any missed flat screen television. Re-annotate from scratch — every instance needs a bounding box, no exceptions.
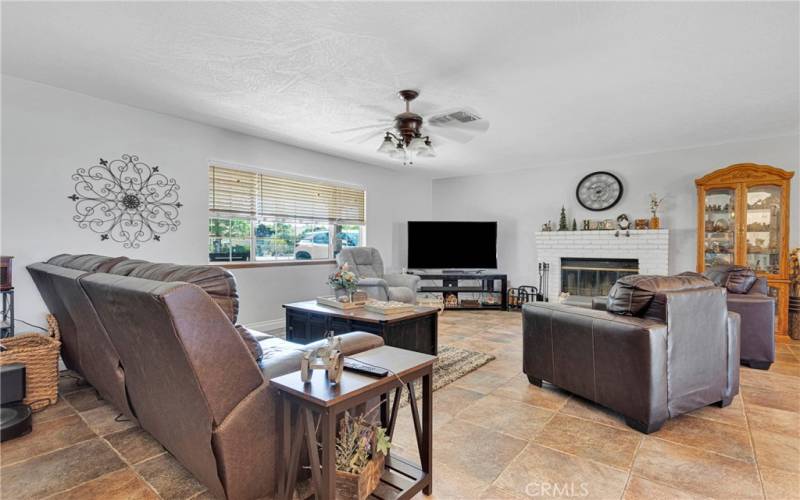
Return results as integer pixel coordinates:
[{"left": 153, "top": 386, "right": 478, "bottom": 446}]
[{"left": 407, "top": 221, "right": 498, "bottom": 270}]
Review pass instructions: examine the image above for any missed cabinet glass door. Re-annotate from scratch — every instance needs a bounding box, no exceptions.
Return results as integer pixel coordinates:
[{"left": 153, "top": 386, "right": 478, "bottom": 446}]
[
  {"left": 703, "top": 188, "right": 737, "bottom": 268},
  {"left": 746, "top": 185, "right": 782, "bottom": 274}
]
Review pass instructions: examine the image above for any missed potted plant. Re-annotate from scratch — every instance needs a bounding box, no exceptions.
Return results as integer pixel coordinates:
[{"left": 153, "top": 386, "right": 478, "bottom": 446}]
[
  {"left": 335, "top": 410, "right": 391, "bottom": 500},
  {"left": 328, "top": 263, "right": 360, "bottom": 302}
]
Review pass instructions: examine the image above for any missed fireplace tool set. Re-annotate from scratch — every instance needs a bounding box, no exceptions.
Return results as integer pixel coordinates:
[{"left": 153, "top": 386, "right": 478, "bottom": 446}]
[{"left": 537, "top": 263, "right": 549, "bottom": 302}]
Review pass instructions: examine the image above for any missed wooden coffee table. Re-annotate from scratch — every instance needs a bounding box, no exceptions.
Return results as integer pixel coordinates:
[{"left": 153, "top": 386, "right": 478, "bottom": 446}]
[
  {"left": 273, "top": 346, "right": 435, "bottom": 500},
  {"left": 283, "top": 301, "right": 438, "bottom": 355}
]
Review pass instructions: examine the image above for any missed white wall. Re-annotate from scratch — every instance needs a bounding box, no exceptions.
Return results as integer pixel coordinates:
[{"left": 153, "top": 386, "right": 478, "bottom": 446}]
[
  {"left": 1, "top": 76, "right": 433, "bottom": 327},
  {"left": 432, "top": 135, "right": 799, "bottom": 288}
]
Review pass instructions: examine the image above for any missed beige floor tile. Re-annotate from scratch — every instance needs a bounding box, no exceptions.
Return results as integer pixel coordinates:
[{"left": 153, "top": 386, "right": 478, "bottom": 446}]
[
  {"left": 104, "top": 427, "right": 166, "bottom": 465},
  {"left": 760, "top": 466, "right": 800, "bottom": 500},
  {"left": 686, "top": 394, "right": 747, "bottom": 428},
  {"left": 745, "top": 404, "right": 800, "bottom": 437},
  {"left": 741, "top": 385, "right": 800, "bottom": 414},
  {"left": 456, "top": 394, "right": 555, "bottom": 440},
  {"left": 534, "top": 414, "right": 642, "bottom": 470},
  {"left": 653, "top": 415, "right": 755, "bottom": 462},
  {"left": 413, "top": 460, "right": 491, "bottom": 499},
  {"left": 741, "top": 367, "right": 800, "bottom": 392},
  {"left": 622, "top": 475, "right": 712, "bottom": 500},
  {"left": 558, "top": 395, "right": 628, "bottom": 430},
  {"left": 0, "top": 439, "right": 125, "bottom": 499},
  {"left": 135, "top": 453, "right": 206, "bottom": 500},
  {"left": 432, "top": 419, "right": 527, "bottom": 483},
  {"left": 770, "top": 362, "right": 800, "bottom": 377},
  {"left": 632, "top": 437, "right": 762, "bottom": 499},
  {"left": 80, "top": 403, "right": 137, "bottom": 436},
  {"left": 494, "top": 443, "right": 629, "bottom": 500},
  {"left": 751, "top": 428, "right": 800, "bottom": 473},
  {"left": 64, "top": 387, "right": 106, "bottom": 412},
  {"left": 451, "top": 369, "right": 516, "bottom": 395},
  {"left": 433, "top": 385, "right": 485, "bottom": 420},
  {"left": 0, "top": 414, "right": 94, "bottom": 466},
  {"left": 491, "top": 373, "right": 570, "bottom": 411},
  {"left": 49, "top": 468, "right": 159, "bottom": 500},
  {"left": 32, "top": 398, "right": 77, "bottom": 424},
  {"left": 479, "top": 485, "right": 526, "bottom": 499}
]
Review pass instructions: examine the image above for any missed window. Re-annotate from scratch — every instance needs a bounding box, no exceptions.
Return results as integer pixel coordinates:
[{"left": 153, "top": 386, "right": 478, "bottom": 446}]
[{"left": 208, "top": 166, "right": 365, "bottom": 263}]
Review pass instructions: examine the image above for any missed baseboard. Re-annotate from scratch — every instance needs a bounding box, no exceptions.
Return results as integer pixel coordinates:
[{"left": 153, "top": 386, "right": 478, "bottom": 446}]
[{"left": 245, "top": 318, "right": 285, "bottom": 333}]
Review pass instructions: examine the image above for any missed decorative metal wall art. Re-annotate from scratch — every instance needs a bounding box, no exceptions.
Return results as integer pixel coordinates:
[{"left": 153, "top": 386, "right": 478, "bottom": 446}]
[{"left": 68, "top": 154, "right": 182, "bottom": 248}]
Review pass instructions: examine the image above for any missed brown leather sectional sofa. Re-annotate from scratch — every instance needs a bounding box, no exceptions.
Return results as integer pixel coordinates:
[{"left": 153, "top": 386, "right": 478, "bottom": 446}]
[
  {"left": 28, "top": 254, "right": 383, "bottom": 500},
  {"left": 524, "top": 274, "right": 740, "bottom": 434}
]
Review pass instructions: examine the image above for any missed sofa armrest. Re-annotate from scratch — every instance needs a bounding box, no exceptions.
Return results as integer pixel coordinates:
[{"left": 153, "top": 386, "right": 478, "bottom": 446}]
[
  {"left": 727, "top": 294, "right": 775, "bottom": 364},
  {"left": 384, "top": 273, "right": 420, "bottom": 291},
  {"left": 724, "top": 312, "right": 741, "bottom": 404}
]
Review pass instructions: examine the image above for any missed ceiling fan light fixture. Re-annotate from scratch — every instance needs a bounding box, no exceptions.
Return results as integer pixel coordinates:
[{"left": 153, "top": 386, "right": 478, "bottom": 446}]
[
  {"left": 408, "top": 136, "right": 426, "bottom": 153},
  {"left": 418, "top": 138, "right": 436, "bottom": 157},
  {"left": 376, "top": 134, "right": 395, "bottom": 154}
]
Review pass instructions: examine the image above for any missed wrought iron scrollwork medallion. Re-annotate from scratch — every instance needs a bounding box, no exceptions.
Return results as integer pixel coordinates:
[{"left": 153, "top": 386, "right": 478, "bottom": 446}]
[{"left": 68, "top": 154, "right": 182, "bottom": 248}]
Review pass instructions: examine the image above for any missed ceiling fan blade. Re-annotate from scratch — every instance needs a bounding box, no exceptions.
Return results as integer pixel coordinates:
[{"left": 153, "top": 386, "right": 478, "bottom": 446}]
[
  {"left": 331, "top": 122, "right": 393, "bottom": 135},
  {"left": 346, "top": 128, "right": 389, "bottom": 144},
  {"left": 358, "top": 104, "right": 397, "bottom": 116}
]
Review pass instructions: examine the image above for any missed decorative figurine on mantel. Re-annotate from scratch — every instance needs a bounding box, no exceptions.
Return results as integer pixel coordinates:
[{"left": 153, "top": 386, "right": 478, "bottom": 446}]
[
  {"left": 541, "top": 221, "right": 553, "bottom": 232},
  {"left": 558, "top": 206, "right": 568, "bottom": 231},
  {"left": 572, "top": 218, "right": 577, "bottom": 231}
]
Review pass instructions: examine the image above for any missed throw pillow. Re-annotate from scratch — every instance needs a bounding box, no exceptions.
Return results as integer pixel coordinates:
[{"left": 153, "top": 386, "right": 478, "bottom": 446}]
[{"left": 726, "top": 267, "right": 757, "bottom": 294}]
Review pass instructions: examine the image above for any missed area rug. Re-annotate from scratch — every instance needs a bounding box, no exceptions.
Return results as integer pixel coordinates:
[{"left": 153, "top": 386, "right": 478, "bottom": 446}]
[{"left": 397, "top": 345, "right": 495, "bottom": 407}]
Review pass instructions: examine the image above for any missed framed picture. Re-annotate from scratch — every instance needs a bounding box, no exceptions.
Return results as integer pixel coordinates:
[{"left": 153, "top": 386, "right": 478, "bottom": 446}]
[{"left": 634, "top": 219, "right": 650, "bottom": 230}]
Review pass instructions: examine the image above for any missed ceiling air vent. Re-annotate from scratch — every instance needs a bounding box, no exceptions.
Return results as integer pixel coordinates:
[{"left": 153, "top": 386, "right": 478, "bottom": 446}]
[{"left": 428, "top": 109, "right": 482, "bottom": 125}]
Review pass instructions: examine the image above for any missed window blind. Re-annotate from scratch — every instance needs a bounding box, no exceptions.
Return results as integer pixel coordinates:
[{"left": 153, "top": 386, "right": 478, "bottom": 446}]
[{"left": 209, "top": 166, "right": 365, "bottom": 224}]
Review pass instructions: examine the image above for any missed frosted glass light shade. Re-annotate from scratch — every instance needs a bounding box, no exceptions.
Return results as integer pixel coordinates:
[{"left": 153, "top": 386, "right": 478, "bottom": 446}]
[{"left": 377, "top": 136, "right": 395, "bottom": 154}]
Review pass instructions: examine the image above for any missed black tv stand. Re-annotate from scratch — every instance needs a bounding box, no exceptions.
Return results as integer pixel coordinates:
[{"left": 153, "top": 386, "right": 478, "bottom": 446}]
[{"left": 415, "top": 272, "right": 507, "bottom": 311}]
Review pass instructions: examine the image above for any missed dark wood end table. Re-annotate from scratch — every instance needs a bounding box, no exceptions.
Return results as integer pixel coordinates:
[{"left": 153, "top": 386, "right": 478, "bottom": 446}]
[{"left": 272, "top": 346, "right": 435, "bottom": 500}]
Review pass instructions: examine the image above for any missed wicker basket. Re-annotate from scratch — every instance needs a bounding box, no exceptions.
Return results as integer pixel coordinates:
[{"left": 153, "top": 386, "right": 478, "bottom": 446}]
[
  {"left": 0, "top": 315, "right": 61, "bottom": 411},
  {"left": 335, "top": 453, "right": 385, "bottom": 500}
]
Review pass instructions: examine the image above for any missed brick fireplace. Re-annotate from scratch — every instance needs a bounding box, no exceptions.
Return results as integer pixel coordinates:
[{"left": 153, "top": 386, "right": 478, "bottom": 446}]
[{"left": 534, "top": 229, "right": 669, "bottom": 302}]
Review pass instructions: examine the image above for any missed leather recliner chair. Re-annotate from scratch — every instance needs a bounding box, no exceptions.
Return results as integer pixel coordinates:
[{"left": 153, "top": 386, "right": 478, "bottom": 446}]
[
  {"left": 524, "top": 274, "right": 740, "bottom": 434},
  {"left": 703, "top": 264, "right": 776, "bottom": 370},
  {"left": 28, "top": 255, "right": 384, "bottom": 499}
]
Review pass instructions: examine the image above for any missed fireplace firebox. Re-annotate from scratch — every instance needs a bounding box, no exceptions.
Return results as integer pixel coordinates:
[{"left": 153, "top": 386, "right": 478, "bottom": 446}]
[{"left": 560, "top": 258, "right": 639, "bottom": 297}]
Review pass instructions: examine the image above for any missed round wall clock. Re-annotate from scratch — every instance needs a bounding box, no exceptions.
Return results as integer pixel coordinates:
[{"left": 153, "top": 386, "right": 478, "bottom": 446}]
[{"left": 576, "top": 171, "right": 623, "bottom": 211}]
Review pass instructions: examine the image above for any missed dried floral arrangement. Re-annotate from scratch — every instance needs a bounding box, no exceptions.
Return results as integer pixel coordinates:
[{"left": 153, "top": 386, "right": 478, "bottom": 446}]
[
  {"left": 336, "top": 409, "right": 391, "bottom": 474},
  {"left": 649, "top": 193, "right": 665, "bottom": 217},
  {"left": 790, "top": 247, "right": 800, "bottom": 297}
]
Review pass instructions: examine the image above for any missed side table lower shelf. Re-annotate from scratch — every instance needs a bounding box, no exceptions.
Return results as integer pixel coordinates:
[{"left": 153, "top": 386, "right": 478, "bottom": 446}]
[{"left": 371, "top": 454, "right": 427, "bottom": 499}]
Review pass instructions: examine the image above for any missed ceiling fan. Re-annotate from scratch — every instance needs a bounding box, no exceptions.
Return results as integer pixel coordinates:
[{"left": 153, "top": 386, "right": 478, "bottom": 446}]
[{"left": 331, "top": 89, "right": 490, "bottom": 166}]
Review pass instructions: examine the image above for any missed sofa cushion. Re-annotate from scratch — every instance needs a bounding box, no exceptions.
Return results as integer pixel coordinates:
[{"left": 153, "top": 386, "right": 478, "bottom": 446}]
[
  {"left": 107, "top": 261, "right": 239, "bottom": 323},
  {"left": 607, "top": 274, "right": 715, "bottom": 318},
  {"left": 725, "top": 268, "right": 757, "bottom": 294}
]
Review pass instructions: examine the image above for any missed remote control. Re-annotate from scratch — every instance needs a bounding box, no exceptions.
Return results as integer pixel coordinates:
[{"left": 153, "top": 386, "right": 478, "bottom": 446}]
[{"left": 343, "top": 358, "right": 388, "bottom": 377}]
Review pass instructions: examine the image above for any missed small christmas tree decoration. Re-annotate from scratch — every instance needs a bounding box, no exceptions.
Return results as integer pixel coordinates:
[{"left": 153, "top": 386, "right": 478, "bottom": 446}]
[
  {"left": 558, "top": 206, "right": 568, "bottom": 231},
  {"left": 572, "top": 218, "right": 577, "bottom": 231}
]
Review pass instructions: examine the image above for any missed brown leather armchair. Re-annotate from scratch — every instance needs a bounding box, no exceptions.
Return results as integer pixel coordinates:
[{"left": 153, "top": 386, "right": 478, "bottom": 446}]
[
  {"left": 703, "top": 264, "right": 775, "bottom": 370},
  {"left": 29, "top": 255, "right": 384, "bottom": 499},
  {"left": 524, "top": 274, "right": 740, "bottom": 434}
]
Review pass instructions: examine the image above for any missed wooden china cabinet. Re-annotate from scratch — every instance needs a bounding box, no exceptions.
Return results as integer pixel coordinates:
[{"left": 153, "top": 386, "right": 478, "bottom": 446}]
[{"left": 695, "top": 163, "right": 794, "bottom": 336}]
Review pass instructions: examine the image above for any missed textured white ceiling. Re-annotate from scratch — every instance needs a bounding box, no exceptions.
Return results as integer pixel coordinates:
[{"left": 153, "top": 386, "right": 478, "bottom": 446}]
[{"left": 2, "top": 2, "right": 798, "bottom": 178}]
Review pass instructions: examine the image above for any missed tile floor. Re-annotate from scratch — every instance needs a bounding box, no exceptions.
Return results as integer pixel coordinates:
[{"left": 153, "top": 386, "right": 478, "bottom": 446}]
[{"left": 1, "top": 311, "right": 799, "bottom": 499}]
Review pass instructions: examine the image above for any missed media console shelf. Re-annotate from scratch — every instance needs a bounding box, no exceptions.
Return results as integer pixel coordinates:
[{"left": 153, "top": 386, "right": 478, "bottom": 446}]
[{"left": 414, "top": 272, "right": 508, "bottom": 311}]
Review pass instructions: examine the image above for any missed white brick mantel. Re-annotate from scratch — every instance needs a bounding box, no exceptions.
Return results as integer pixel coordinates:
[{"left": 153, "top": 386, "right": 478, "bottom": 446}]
[{"left": 534, "top": 229, "right": 669, "bottom": 301}]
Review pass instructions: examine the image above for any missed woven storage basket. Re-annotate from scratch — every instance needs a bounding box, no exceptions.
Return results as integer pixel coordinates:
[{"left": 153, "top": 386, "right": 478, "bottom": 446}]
[{"left": 0, "top": 315, "right": 61, "bottom": 411}]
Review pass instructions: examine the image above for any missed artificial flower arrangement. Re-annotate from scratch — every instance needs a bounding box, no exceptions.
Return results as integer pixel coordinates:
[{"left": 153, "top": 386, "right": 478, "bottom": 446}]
[
  {"left": 328, "top": 262, "right": 360, "bottom": 294},
  {"left": 335, "top": 407, "right": 391, "bottom": 500}
]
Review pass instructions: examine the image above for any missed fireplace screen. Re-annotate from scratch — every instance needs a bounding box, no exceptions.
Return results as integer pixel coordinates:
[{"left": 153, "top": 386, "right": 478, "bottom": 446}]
[{"left": 561, "top": 258, "right": 639, "bottom": 297}]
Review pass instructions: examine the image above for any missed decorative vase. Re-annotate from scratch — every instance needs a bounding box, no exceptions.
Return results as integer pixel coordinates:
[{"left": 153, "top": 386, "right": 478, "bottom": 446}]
[
  {"left": 335, "top": 453, "right": 385, "bottom": 500},
  {"left": 649, "top": 216, "right": 661, "bottom": 229}
]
